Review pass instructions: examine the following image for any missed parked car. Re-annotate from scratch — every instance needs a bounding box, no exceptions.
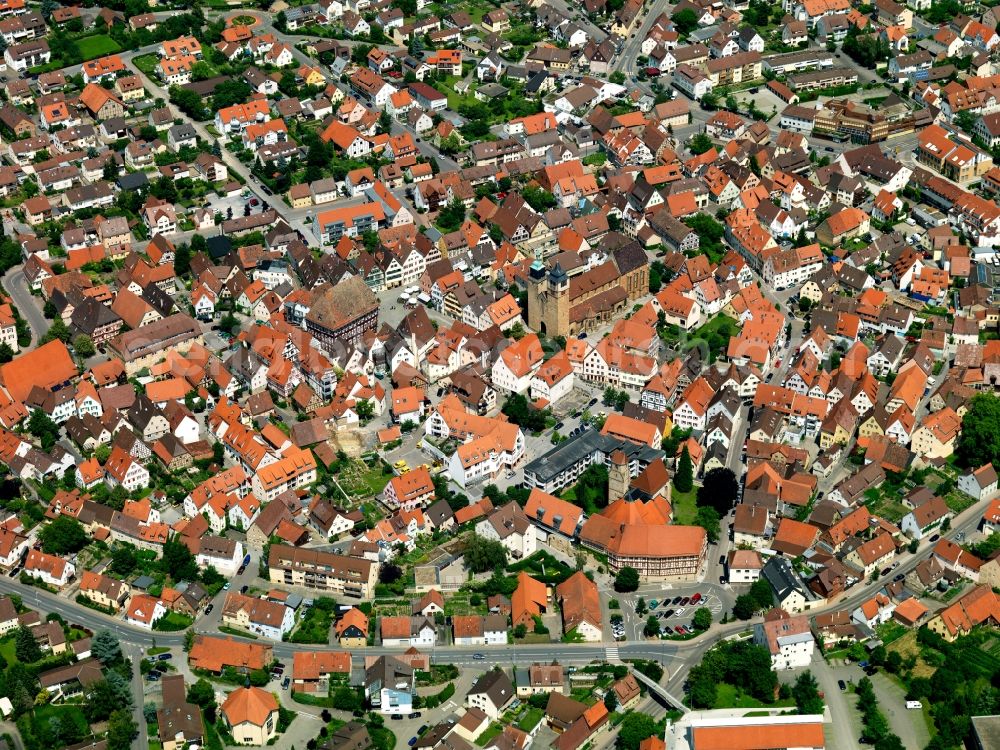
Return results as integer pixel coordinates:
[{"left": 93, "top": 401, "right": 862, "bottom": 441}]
[
  {"left": 930, "top": 534, "right": 940, "bottom": 542},
  {"left": 690, "top": 593, "right": 702, "bottom": 604},
  {"left": 204, "top": 604, "right": 214, "bottom": 615},
  {"left": 838, "top": 680, "right": 847, "bottom": 691},
  {"left": 158, "top": 653, "right": 172, "bottom": 661},
  {"left": 282, "top": 677, "right": 290, "bottom": 690}
]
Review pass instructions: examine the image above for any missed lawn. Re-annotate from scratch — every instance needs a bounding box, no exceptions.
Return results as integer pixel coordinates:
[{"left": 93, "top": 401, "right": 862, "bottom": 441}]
[
  {"left": 0, "top": 635, "right": 15, "bottom": 664},
  {"left": 875, "top": 620, "right": 908, "bottom": 646},
  {"left": 154, "top": 611, "right": 194, "bottom": 632},
  {"left": 475, "top": 723, "right": 503, "bottom": 747},
  {"left": 132, "top": 53, "right": 158, "bottom": 77},
  {"left": 713, "top": 682, "right": 795, "bottom": 709},
  {"left": 31, "top": 704, "right": 90, "bottom": 738},
  {"left": 75, "top": 34, "right": 121, "bottom": 61},
  {"left": 672, "top": 486, "right": 697, "bottom": 525},
  {"left": 517, "top": 707, "right": 544, "bottom": 731}
]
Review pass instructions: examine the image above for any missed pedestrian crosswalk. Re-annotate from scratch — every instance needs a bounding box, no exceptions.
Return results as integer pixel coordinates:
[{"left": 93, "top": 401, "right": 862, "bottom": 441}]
[{"left": 605, "top": 646, "right": 620, "bottom": 661}]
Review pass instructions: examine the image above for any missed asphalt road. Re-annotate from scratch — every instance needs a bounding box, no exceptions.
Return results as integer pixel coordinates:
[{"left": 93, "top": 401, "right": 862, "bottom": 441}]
[{"left": 1, "top": 266, "right": 45, "bottom": 347}]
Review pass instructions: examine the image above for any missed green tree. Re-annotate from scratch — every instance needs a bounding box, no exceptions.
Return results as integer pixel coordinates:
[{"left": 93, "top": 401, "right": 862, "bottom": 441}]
[
  {"left": 649, "top": 260, "right": 665, "bottom": 293},
  {"left": 160, "top": 535, "right": 198, "bottom": 581},
  {"left": 0, "top": 343, "right": 13, "bottom": 364},
  {"left": 41, "top": 317, "right": 71, "bottom": 344},
  {"left": 91, "top": 629, "right": 122, "bottom": 664},
  {"left": 672, "top": 7, "right": 699, "bottom": 33},
  {"left": 187, "top": 678, "right": 216, "bottom": 708},
  {"left": 688, "top": 132, "right": 713, "bottom": 155},
  {"left": 793, "top": 671, "right": 824, "bottom": 714},
  {"left": 674, "top": 445, "right": 693, "bottom": 492},
  {"left": 697, "top": 467, "right": 738, "bottom": 515},
  {"left": 14, "top": 625, "right": 42, "bottom": 663},
  {"left": 604, "top": 688, "right": 618, "bottom": 712},
  {"left": 39, "top": 515, "right": 88, "bottom": 555},
  {"left": 174, "top": 242, "right": 191, "bottom": 277},
  {"left": 464, "top": 534, "right": 508, "bottom": 573},
  {"left": 332, "top": 685, "right": 363, "bottom": 711},
  {"left": 522, "top": 185, "right": 557, "bottom": 212},
  {"left": 436, "top": 198, "right": 466, "bottom": 232},
  {"left": 958, "top": 393, "right": 1000, "bottom": 468},
  {"left": 501, "top": 392, "right": 549, "bottom": 433},
  {"left": 614, "top": 566, "right": 640, "bottom": 592},
  {"left": 72, "top": 334, "right": 95, "bottom": 358},
  {"left": 643, "top": 614, "right": 660, "bottom": 637},
  {"left": 692, "top": 607, "right": 712, "bottom": 630},
  {"left": 616, "top": 712, "right": 658, "bottom": 750},
  {"left": 107, "top": 709, "right": 137, "bottom": 750}
]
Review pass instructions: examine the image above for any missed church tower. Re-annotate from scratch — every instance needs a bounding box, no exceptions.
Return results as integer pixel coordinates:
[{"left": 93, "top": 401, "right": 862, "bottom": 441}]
[
  {"left": 527, "top": 258, "right": 570, "bottom": 337},
  {"left": 608, "top": 450, "right": 630, "bottom": 504},
  {"left": 526, "top": 256, "right": 547, "bottom": 333},
  {"left": 546, "top": 262, "right": 570, "bottom": 338}
]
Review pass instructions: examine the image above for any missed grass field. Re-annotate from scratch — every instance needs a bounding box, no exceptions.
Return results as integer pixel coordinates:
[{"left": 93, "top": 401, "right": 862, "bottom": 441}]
[
  {"left": 75, "top": 35, "right": 121, "bottom": 60},
  {"left": 672, "top": 486, "right": 698, "bottom": 525}
]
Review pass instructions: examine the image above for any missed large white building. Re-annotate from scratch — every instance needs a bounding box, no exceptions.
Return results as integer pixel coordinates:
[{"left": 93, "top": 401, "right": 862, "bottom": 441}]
[{"left": 754, "top": 609, "right": 815, "bottom": 670}]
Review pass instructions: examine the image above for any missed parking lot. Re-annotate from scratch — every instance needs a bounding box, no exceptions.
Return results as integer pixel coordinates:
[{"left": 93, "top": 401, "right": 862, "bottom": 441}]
[{"left": 614, "top": 587, "right": 727, "bottom": 641}]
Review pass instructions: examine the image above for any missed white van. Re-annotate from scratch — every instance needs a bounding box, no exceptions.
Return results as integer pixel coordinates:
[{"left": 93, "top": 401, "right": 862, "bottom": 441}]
[{"left": 905, "top": 701, "right": 922, "bottom": 710}]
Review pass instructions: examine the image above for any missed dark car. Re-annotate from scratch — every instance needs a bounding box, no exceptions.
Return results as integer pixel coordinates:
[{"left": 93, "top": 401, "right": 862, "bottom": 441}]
[
  {"left": 554, "top": 422, "right": 563, "bottom": 430},
  {"left": 718, "top": 555, "right": 725, "bottom": 565},
  {"left": 893, "top": 573, "right": 905, "bottom": 582},
  {"left": 473, "top": 653, "right": 485, "bottom": 660},
  {"left": 672, "top": 596, "right": 683, "bottom": 605},
  {"left": 205, "top": 604, "right": 214, "bottom": 614},
  {"left": 409, "top": 712, "right": 421, "bottom": 719},
  {"left": 408, "top": 739, "right": 417, "bottom": 747},
  {"left": 589, "top": 398, "right": 598, "bottom": 406},
  {"left": 237, "top": 566, "right": 246, "bottom": 575},
  {"left": 930, "top": 534, "right": 940, "bottom": 542},
  {"left": 680, "top": 596, "right": 690, "bottom": 606},
  {"left": 158, "top": 653, "right": 173, "bottom": 661},
  {"left": 391, "top": 715, "right": 403, "bottom": 721},
  {"left": 880, "top": 567, "right": 892, "bottom": 577},
  {"left": 838, "top": 680, "right": 847, "bottom": 691},
  {"left": 663, "top": 609, "right": 675, "bottom": 618},
  {"left": 282, "top": 677, "right": 290, "bottom": 690}
]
